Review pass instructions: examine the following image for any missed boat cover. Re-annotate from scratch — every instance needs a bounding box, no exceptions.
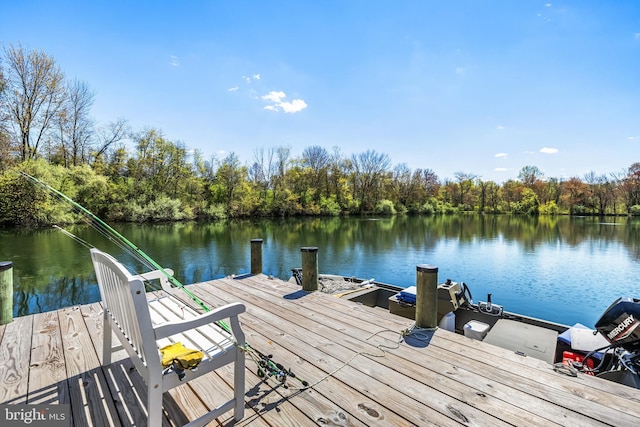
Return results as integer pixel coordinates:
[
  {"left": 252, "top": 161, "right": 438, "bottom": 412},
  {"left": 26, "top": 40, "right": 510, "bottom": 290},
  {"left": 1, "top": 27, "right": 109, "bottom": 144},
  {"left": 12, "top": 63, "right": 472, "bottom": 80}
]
[{"left": 558, "top": 323, "right": 609, "bottom": 354}]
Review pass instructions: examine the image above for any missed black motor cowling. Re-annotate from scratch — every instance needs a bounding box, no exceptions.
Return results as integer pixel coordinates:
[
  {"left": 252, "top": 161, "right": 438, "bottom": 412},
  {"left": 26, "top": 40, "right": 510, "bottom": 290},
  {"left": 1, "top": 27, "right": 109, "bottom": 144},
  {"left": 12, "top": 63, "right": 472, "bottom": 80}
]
[{"left": 595, "top": 297, "right": 640, "bottom": 352}]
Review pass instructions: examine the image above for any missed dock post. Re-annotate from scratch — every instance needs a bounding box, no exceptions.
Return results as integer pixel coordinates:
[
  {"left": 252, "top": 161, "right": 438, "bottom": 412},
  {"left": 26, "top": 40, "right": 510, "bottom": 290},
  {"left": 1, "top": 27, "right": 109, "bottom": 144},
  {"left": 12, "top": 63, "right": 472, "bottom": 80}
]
[
  {"left": 415, "top": 264, "right": 438, "bottom": 329},
  {"left": 0, "top": 262, "right": 13, "bottom": 325},
  {"left": 301, "top": 247, "right": 319, "bottom": 292},
  {"left": 250, "top": 239, "right": 263, "bottom": 275}
]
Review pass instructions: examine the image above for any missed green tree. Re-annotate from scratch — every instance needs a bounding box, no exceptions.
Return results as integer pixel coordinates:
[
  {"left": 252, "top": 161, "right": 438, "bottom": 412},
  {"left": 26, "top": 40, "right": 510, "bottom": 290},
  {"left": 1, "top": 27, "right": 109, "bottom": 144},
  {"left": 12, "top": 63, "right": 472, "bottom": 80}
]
[
  {"left": 128, "top": 128, "right": 192, "bottom": 199},
  {"left": 539, "top": 177, "right": 562, "bottom": 206},
  {"left": 454, "top": 171, "right": 477, "bottom": 209},
  {"left": 0, "top": 159, "right": 77, "bottom": 226},
  {"left": 0, "top": 167, "right": 48, "bottom": 226},
  {"left": 518, "top": 165, "right": 544, "bottom": 188},
  {"left": 518, "top": 188, "right": 540, "bottom": 215},
  {"left": 301, "top": 145, "right": 330, "bottom": 204},
  {"left": 476, "top": 179, "right": 495, "bottom": 213},
  {"left": 214, "top": 152, "right": 247, "bottom": 211},
  {"left": 485, "top": 181, "right": 501, "bottom": 213},
  {"left": 439, "top": 179, "right": 457, "bottom": 207},
  {"left": 327, "top": 146, "right": 353, "bottom": 211},
  {"left": 351, "top": 150, "right": 391, "bottom": 212}
]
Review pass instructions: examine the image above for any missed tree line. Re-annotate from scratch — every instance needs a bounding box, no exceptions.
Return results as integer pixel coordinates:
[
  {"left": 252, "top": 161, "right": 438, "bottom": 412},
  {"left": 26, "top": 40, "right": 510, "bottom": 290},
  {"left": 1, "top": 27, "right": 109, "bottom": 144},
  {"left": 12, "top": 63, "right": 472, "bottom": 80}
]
[{"left": 1, "top": 44, "right": 640, "bottom": 228}]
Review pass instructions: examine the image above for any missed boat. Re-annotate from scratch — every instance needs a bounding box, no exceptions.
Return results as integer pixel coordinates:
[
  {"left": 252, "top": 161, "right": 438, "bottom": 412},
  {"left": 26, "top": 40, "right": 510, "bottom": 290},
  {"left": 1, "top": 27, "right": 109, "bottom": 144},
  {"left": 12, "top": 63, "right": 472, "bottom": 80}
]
[{"left": 290, "top": 268, "right": 640, "bottom": 389}]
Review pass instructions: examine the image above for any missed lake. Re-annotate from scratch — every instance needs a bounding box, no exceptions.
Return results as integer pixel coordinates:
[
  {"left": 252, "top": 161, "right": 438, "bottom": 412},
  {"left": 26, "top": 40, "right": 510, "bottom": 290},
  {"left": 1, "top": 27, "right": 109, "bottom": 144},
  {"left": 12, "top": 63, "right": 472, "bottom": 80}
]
[{"left": 2, "top": 215, "right": 640, "bottom": 327}]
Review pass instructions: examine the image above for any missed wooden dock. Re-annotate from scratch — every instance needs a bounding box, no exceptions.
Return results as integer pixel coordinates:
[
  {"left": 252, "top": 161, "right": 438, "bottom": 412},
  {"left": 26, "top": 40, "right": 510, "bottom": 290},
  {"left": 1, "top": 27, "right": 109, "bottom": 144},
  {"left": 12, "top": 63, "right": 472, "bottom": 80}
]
[{"left": 2, "top": 273, "right": 640, "bottom": 426}]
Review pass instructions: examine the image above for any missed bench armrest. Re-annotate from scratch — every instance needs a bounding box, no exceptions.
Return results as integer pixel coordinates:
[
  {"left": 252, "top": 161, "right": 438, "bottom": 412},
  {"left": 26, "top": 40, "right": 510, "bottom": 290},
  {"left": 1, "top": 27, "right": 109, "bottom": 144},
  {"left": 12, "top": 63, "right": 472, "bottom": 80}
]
[
  {"left": 153, "top": 302, "right": 246, "bottom": 344},
  {"left": 132, "top": 269, "right": 175, "bottom": 292}
]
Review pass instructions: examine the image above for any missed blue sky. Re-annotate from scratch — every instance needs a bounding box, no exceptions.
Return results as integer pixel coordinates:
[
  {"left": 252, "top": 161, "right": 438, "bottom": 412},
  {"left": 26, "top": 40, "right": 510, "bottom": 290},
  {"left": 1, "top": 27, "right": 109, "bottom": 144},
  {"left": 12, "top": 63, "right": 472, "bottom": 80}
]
[{"left": 2, "top": 1, "right": 639, "bottom": 182}]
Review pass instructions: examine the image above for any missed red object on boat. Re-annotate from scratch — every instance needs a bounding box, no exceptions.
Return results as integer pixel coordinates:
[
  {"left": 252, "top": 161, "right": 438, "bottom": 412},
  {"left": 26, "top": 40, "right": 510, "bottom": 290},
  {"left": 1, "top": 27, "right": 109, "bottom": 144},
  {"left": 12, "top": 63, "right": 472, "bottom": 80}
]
[{"left": 562, "top": 351, "right": 595, "bottom": 375}]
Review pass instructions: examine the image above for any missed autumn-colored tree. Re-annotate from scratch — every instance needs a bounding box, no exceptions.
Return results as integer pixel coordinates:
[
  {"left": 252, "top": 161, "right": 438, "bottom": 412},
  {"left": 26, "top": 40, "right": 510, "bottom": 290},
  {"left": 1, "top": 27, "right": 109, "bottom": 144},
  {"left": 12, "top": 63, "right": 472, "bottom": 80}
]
[{"left": 561, "top": 177, "right": 590, "bottom": 215}]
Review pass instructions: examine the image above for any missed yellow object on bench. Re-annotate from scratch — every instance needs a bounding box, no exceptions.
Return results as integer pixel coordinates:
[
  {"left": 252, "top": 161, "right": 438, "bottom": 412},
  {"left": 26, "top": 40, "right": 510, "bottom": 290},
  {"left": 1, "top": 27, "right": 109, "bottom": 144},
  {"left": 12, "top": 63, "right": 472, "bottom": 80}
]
[{"left": 160, "top": 342, "right": 204, "bottom": 370}]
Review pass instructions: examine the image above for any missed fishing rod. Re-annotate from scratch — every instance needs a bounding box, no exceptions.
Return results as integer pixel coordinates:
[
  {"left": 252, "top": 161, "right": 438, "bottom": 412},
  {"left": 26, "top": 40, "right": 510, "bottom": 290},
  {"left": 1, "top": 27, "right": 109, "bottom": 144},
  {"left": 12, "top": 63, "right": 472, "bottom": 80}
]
[
  {"left": 53, "top": 225, "right": 94, "bottom": 249},
  {"left": 20, "top": 171, "right": 310, "bottom": 389}
]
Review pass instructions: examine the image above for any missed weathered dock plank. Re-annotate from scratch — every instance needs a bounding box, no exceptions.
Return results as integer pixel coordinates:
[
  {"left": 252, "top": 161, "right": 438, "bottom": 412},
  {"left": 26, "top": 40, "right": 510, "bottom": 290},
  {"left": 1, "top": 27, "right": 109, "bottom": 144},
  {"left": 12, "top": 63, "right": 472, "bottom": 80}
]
[
  {"left": 0, "top": 315, "right": 33, "bottom": 404},
  {"left": 28, "top": 311, "right": 70, "bottom": 407}
]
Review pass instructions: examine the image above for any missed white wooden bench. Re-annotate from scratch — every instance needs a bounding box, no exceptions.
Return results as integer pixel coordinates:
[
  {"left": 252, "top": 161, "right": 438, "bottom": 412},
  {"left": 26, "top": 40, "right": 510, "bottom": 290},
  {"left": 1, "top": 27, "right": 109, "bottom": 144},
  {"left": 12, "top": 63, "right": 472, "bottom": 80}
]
[{"left": 90, "top": 248, "right": 246, "bottom": 427}]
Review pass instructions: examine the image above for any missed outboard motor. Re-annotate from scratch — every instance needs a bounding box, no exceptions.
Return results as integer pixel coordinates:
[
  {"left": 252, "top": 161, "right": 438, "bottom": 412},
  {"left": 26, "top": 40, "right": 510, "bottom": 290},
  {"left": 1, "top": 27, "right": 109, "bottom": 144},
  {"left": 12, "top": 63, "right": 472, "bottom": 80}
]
[
  {"left": 595, "top": 297, "right": 640, "bottom": 351},
  {"left": 592, "top": 297, "right": 640, "bottom": 388}
]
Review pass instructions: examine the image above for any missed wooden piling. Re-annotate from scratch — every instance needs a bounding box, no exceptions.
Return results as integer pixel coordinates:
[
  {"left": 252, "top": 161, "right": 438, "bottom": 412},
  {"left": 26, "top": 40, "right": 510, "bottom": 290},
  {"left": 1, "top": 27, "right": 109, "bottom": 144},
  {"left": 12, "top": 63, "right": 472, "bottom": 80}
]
[
  {"left": 301, "top": 247, "right": 319, "bottom": 292},
  {"left": 415, "top": 264, "right": 438, "bottom": 329},
  {"left": 0, "top": 261, "right": 13, "bottom": 325},
  {"left": 250, "top": 239, "right": 263, "bottom": 275}
]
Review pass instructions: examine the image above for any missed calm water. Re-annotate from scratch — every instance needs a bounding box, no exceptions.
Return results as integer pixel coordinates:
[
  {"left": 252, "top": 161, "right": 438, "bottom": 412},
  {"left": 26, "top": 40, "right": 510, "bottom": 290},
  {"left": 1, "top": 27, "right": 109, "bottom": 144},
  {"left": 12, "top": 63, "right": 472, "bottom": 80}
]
[{"left": 2, "top": 215, "right": 640, "bottom": 327}]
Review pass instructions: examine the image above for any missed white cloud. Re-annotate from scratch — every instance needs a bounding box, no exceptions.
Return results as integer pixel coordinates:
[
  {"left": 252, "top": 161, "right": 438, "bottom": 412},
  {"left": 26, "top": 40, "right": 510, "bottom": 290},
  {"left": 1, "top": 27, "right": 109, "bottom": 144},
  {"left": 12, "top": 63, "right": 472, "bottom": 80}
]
[
  {"left": 496, "top": 125, "right": 506, "bottom": 131},
  {"left": 628, "top": 136, "right": 640, "bottom": 141},
  {"left": 242, "top": 74, "right": 261, "bottom": 83},
  {"left": 170, "top": 55, "right": 179, "bottom": 67},
  {"left": 262, "top": 91, "right": 307, "bottom": 113},
  {"left": 545, "top": 3, "right": 552, "bottom": 7},
  {"left": 262, "top": 91, "right": 286, "bottom": 103},
  {"left": 455, "top": 67, "right": 465, "bottom": 75},
  {"left": 232, "top": 75, "right": 306, "bottom": 112},
  {"left": 540, "top": 147, "right": 558, "bottom": 154},
  {"left": 279, "top": 99, "right": 308, "bottom": 113},
  {"left": 495, "top": 152, "right": 508, "bottom": 158}
]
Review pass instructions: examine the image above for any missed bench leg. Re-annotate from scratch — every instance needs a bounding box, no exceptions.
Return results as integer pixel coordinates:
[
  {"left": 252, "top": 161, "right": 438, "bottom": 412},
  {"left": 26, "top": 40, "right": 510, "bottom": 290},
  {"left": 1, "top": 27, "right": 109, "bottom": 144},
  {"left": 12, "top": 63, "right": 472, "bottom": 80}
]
[
  {"left": 147, "top": 383, "right": 164, "bottom": 427},
  {"left": 233, "top": 347, "right": 245, "bottom": 420},
  {"left": 102, "top": 312, "right": 113, "bottom": 366}
]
